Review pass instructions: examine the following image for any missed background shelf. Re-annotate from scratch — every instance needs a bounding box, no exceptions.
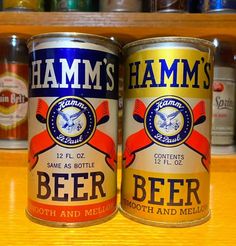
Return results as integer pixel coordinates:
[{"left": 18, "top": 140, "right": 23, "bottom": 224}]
[{"left": 0, "top": 13, "right": 236, "bottom": 43}]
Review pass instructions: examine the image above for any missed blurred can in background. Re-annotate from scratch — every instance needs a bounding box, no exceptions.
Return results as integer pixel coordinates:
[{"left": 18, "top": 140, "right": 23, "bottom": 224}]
[
  {"left": 100, "top": 0, "right": 142, "bottom": 12},
  {"left": 205, "top": 0, "right": 236, "bottom": 13},
  {"left": 3, "top": 0, "right": 44, "bottom": 11},
  {"left": 143, "top": 0, "right": 187, "bottom": 12},
  {"left": 51, "top": 0, "right": 98, "bottom": 12},
  {"left": 212, "top": 66, "right": 235, "bottom": 146},
  {"left": 209, "top": 37, "right": 236, "bottom": 149},
  {"left": 0, "top": 34, "right": 28, "bottom": 149},
  {"left": 188, "top": 0, "right": 204, "bottom": 13}
]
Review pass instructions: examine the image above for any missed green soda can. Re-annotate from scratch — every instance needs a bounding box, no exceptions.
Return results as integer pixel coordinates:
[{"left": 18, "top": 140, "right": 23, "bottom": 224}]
[
  {"left": 51, "top": 0, "right": 98, "bottom": 12},
  {"left": 78, "top": 0, "right": 98, "bottom": 11}
]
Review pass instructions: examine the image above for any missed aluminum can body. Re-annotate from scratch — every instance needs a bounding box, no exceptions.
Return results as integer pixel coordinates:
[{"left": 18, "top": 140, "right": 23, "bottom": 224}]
[
  {"left": 204, "top": 36, "right": 236, "bottom": 150},
  {"left": 212, "top": 66, "right": 235, "bottom": 145},
  {"left": 0, "top": 34, "right": 28, "bottom": 149},
  {"left": 51, "top": 0, "right": 98, "bottom": 11},
  {"left": 143, "top": 0, "right": 187, "bottom": 12},
  {"left": 26, "top": 32, "right": 119, "bottom": 227},
  {"left": 120, "top": 37, "right": 214, "bottom": 227},
  {"left": 99, "top": 0, "right": 142, "bottom": 12},
  {"left": 3, "top": 0, "right": 44, "bottom": 11}
]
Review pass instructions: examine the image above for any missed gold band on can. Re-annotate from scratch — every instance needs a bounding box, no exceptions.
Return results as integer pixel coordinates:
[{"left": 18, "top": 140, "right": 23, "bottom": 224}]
[{"left": 120, "top": 37, "right": 214, "bottom": 227}]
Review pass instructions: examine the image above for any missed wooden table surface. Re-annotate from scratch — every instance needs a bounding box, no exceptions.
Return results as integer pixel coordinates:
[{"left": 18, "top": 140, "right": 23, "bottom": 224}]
[{"left": 0, "top": 150, "right": 236, "bottom": 246}]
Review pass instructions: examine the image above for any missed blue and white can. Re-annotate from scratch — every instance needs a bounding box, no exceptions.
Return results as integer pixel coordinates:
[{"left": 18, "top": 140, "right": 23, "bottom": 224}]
[
  {"left": 26, "top": 32, "right": 120, "bottom": 227},
  {"left": 206, "top": 0, "right": 236, "bottom": 12}
]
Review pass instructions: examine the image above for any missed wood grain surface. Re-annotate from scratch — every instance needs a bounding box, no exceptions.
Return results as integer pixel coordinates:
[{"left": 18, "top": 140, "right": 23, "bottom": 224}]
[
  {"left": 0, "top": 13, "right": 236, "bottom": 44},
  {"left": 0, "top": 150, "right": 235, "bottom": 246}
]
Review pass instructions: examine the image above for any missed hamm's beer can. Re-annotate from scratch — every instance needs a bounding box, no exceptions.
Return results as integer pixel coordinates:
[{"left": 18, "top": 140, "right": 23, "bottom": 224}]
[
  {"left": 26, "top": 32, "right": 120, "bottom": 227},
  {"left": 121, "top": 37, "right": 214, "bottom": 227}
]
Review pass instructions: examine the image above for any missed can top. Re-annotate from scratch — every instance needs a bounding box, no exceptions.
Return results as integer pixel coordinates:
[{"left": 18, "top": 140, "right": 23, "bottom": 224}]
[
  {"left": 123, "top": 36, "right": 215, "bottom": 54},
  {"left": 27, "top": 32, "right": 121, "bottom": 55}
]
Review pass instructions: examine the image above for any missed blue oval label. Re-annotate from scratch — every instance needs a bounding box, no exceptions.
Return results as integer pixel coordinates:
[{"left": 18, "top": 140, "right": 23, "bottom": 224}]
[
  {"left": 47, "top": 96, "right": 96, "bottom": 148},
  {"left": 144, "top": 96, "right": 193, "bottom": 147}
]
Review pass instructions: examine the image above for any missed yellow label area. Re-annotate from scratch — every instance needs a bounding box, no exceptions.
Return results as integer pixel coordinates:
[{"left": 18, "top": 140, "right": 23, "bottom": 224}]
[
  {"left": 121, "top": 168, "right": 210, "bottom": 223},
  {"left": 125, "top": 48, "right": 213, "bottom": 99},
  {"left": 0, "top": 104, "right": 18, "bottom": 115}
]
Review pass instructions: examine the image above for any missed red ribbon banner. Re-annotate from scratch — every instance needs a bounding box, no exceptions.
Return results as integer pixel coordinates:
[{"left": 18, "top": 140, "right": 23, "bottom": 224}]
[
  {"left": 29, "top": 99, "right": 116, "bottom": 171},
  {"left": 123, "top": 99, "right": 210, "bottom": 171}
]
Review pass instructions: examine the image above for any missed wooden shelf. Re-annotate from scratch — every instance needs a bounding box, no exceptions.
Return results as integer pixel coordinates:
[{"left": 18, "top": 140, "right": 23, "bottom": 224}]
[
  {"left": 0, "top": 150, "right": 236, "bottom": 245},
  {"left": 0, "top": 12, "right": 236, "bottom": 43}
]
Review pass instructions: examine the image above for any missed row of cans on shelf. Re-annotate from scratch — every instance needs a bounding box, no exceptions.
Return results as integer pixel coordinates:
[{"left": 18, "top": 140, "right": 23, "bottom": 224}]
[
  {"left": 0, "top": 0, "right": 236, "bottom": 13},
  {"left": 0, "top": 32, "right": 228, "bottom": 228}
]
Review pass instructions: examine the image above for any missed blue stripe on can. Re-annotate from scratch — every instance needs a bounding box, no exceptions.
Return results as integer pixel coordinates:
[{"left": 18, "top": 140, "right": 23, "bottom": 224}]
[{"left": 29, "top": 48, "right": 119, "bottom": 99}]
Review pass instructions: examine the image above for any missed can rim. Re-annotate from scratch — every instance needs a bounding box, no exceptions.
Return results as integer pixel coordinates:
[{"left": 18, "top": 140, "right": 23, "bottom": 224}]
[
  {"left": 27, "top": 32, "right": 121, "bottom": 53},
  {"left": 0, "top": 33, "right": 30, "bottom": 40},
  {"left": 123, "top": 36, "right": 215, "bottom": 52}
]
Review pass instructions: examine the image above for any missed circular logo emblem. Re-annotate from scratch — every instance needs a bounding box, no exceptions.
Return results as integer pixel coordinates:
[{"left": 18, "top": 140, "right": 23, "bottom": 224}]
[
  {"left": 47, "top": 96, "right": 96, "bottom": 148},
  {"left": 144, "top": 96, "right": 193, "bottom": 147}
]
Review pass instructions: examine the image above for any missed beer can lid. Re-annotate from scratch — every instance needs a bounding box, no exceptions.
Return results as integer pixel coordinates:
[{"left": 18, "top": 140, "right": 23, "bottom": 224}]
[
  {"left": 27, "top": 32, "right": 121, "bottom": 55},
  {"left": 123, "top": 36, "right": 215, "bottom": 55}
]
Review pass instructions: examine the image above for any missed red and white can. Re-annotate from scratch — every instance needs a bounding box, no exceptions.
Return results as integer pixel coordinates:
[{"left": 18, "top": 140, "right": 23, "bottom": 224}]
[{"left": 0, "top": 34, "right": 28, "bottom": 149}]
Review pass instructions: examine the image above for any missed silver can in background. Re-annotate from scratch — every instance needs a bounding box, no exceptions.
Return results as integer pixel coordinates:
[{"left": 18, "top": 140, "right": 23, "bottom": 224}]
[
  {"left": 143, "top": 0, "right": 188, "bottom": 12},
  {"left": 212, "top": 66, "right": 235, "bottom": 145},
  {"left": 207, "top": 36, "right": 236, "bottom": 154},
  {"left": 99, "top": 0, "right": 142, "bottom": 12}
]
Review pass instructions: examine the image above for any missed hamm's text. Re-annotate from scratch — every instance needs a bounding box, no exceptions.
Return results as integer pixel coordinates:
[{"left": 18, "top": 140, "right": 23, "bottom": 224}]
[
  {"left": 30, "top": 58, "right": 115, "bottom": 91},
  {"left": 128, "top": 58, "right": 211, "bottom": 89}
]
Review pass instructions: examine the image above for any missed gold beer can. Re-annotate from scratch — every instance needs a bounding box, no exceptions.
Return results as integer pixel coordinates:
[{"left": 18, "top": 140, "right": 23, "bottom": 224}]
[{"left": 120, "top": 37, "right": 214, "bottom": 227}]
